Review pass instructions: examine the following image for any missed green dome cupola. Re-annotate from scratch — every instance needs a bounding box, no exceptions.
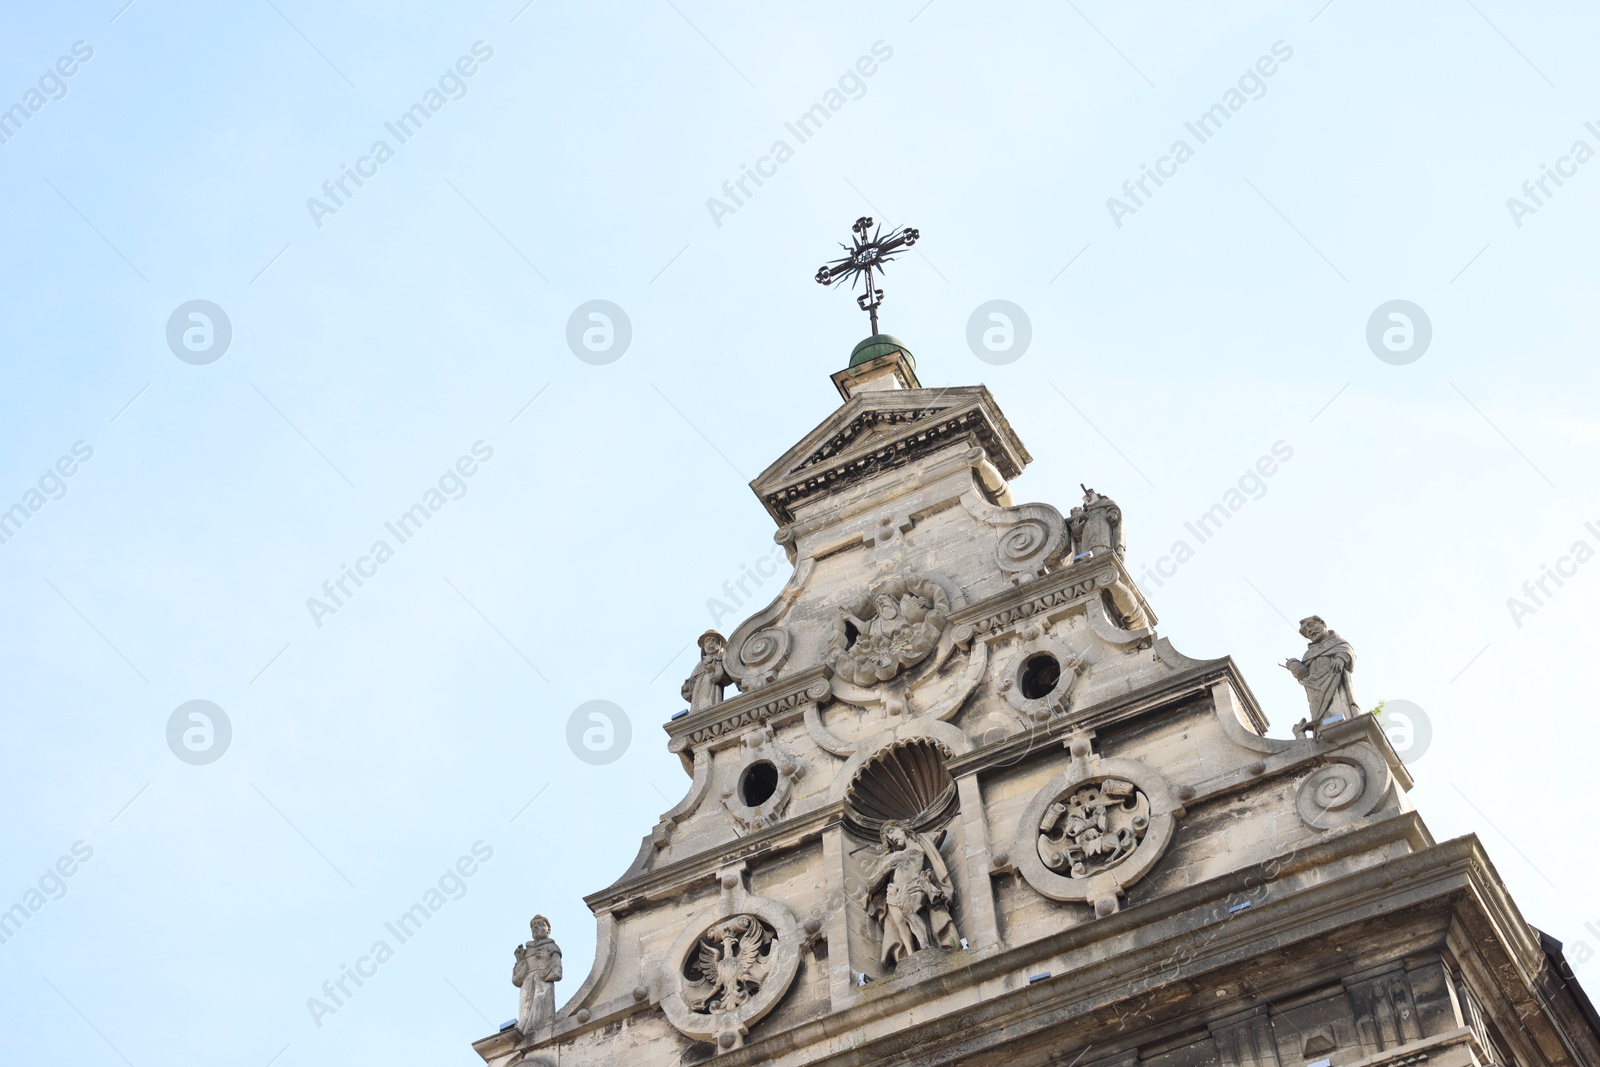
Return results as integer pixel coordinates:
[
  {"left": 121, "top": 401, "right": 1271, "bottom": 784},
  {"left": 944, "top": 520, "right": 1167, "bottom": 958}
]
[{"left": 849, "top": 334, "right": 915, "bottom": 369}]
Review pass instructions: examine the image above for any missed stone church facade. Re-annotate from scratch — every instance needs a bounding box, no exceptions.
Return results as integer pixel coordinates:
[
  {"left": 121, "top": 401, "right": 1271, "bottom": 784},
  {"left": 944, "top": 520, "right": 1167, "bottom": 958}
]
[{"left": 473, "top": 339, "right": 1600, "bottom": 1067}]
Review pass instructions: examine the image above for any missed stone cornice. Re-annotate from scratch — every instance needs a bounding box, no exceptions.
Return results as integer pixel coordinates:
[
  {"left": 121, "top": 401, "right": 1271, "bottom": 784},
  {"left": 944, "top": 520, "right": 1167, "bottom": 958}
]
[
  {"left": 950, "top": 558, "right": 1122, "bottom": 634},
  {"left": 947, "top": 657, "right": 1266, "bottom": 777},
  {"left": 609, "top": 660, "right": 1266, "bottom": 929},
  {"left": 494, "top": 807, "right": 1598, "bottom": 1067},
  {"left": 664, "top": 557, "right": 1172, "bottom": 759},
  {"left": 751, "top": 387, "right": 1030, "bottom": 524},
  {"left": 829, "top": 350, "right": 920, "bottom": 399},
  {"left": 583, "top": 800, "right": 847, "bottom": 912},
  {"left": 507, "top": 815, "right": 1491, "bottom": 1062},
  {"left": 683, "top": 820, "right": 1560, "bottom": 1067},
  {"left": 663, "top": 665, "right": 832, "bottom": 752}
]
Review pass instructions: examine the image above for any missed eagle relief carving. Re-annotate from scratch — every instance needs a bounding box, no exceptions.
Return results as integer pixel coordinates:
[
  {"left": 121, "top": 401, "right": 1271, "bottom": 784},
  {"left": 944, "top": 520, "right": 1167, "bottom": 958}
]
[
  {"left": 826, "top": 574, "right": 951, "bottom": 686},
  {"left": 682, "top": 916, "right": 775, "bottom": 1015}
]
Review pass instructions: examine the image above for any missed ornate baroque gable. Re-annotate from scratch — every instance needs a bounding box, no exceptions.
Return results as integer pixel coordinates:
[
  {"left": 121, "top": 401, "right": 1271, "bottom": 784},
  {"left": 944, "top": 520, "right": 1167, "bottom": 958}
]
[{"left": 475, "top": 336, "right": 1600, "bottom": 1067}]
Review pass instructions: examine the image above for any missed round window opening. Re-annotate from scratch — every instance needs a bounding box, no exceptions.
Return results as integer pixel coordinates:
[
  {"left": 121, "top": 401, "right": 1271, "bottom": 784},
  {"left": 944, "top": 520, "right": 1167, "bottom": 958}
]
[
  {"left": 740, "top": 760, "right": 779, "bottom": 807},
  {"left": 1019, "top": 653, "right": 1062, "bottom": 700}
]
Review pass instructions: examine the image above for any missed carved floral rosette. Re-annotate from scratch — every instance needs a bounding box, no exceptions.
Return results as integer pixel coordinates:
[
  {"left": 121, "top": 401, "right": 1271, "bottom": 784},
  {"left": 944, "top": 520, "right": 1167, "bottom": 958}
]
[
  {"left": 1011, "top": 756, "right": 1181, "bottom": 913},
  {"left": 659, "top": 893, "right": 802, "bottom": 1047}
]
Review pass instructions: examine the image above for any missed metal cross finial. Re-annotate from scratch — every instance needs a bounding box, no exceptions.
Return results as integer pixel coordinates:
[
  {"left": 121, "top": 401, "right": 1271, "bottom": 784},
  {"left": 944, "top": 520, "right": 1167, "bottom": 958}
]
[{"left": 814, "top": 216, "right": 920, "bottom": 335}]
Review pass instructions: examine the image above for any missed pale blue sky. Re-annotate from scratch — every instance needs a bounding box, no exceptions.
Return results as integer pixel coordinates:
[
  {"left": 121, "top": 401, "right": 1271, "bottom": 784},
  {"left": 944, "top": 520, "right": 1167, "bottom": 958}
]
[{"left": 3, "top": 2, "right": 1598, "bottom": 1064}]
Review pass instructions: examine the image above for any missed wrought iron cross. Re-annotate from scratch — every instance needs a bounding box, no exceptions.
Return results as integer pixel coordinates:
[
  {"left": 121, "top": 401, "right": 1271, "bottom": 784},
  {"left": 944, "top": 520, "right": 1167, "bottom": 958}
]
[{"left": 814, "top": 216, "right": 920, "bottom": 335}]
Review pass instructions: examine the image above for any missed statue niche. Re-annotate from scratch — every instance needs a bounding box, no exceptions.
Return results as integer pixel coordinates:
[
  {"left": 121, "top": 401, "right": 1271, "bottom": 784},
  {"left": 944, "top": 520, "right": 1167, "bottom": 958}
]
[{"left": 826, "top": 574, "right": 951, "bottom": 686}]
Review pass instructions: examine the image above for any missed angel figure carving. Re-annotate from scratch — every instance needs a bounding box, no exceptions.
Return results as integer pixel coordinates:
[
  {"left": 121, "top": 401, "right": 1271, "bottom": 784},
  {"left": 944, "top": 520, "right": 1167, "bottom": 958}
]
[
  {"left": 826, "top": 575, "right": 951, "bottom": 686},
  {"left": 863, "top": 820, "right": 960, "bottom": 965},
  {"left": 682, "top": 915, "right": 773, "bottom": 1015}
]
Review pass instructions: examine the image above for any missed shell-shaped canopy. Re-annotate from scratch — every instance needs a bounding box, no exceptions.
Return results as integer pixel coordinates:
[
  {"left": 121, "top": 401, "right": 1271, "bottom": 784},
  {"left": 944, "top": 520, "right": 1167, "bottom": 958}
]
[{"left": 844, "top": 738, "right": 957, "bottom": 834}]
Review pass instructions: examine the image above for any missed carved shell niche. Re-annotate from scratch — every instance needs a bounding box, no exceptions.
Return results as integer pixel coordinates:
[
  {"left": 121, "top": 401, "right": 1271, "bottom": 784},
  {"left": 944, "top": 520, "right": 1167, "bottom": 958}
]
[{"left": 843, "top": 737, "right": 958, "bottom": 836}]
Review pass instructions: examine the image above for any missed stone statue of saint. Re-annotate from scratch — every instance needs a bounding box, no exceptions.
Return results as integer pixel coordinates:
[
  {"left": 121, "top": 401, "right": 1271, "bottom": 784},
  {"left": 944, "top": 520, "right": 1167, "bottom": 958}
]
[
  {"left": 1283, "top": 616, "right": 1361, "bottom": 739},
  {"left": 1068, "top": 486, "right": 1124, "bottom": 559},
  {"left": 863, "top": 820, "right": 960, "bottom": 966},
  {"left": 512, "top": 915, "right": 563, "bottom": 1034},
  {"left": 682, "top": 630, "right": 733, "bottom": 713}
]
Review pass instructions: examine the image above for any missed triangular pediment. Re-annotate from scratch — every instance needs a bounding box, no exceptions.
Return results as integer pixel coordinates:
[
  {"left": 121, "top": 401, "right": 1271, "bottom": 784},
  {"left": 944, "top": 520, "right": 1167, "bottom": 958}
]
[
  {"left": 749, "top": 385, "right": 1031, "bottom": 524},
  {"left": 793, "top": 405, "right": 939, "bottom": 471}
]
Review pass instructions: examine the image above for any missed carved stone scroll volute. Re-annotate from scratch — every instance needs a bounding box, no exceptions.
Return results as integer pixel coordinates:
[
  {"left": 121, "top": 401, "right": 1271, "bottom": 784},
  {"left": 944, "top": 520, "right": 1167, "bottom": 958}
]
[
  {"left": 722, "top": 555, "right": 812, "bottom": 694},
  {"left": 990, "top": 502, "right": 1069, "bottom": 585}
]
